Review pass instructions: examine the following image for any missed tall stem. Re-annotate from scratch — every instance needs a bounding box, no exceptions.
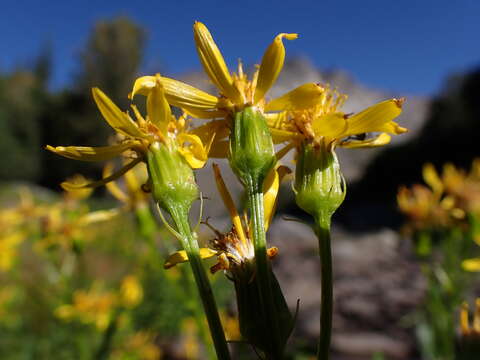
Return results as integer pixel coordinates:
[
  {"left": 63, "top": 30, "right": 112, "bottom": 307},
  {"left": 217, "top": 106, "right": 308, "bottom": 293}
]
[
  {"left": 314, "top": 213, "right": 333, "bottom": 360},
  {"left": 246, "top": 177, "right": 283, "bottom": 359},
  {"left": 168, "top": 205, "right": 231, "bottom": 360}
]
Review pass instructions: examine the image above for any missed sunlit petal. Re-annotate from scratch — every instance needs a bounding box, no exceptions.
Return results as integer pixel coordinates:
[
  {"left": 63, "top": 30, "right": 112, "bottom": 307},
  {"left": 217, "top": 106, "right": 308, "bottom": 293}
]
[
  {"left": 193, "top": 21, "right": 242, "bottom": 103},
  {"left": 254, "top": 33, "right": 298, "bottom": 104},
  {"left": 177, "top": 133, "right": 208, "bottom": 169},
  {"left": 164, "top": 248, "right": 217, "bottom": 269},
  {"left": 131, "top": 75, "right": 220, "bottom": 111},
  {"left": 208, "top": 140, "right": 229, "bottom": 158},
  {"left": 422, "top": 163, "right": 444, "bottom": 196},
  {"left": 265, "top": 83, "right": 323, "bottom": 112},
  {"left": 462, "top": 258, "right": 480, "bottom": 272},
  {"left": 263, "top": 166, "right": 291, "bottom": 229},
  {"left": 147, "top": 75, "right": 171, "bottom": 134},
  {"left": 312, "top": 112, "right": 348, "bottom": 139},
  {"left": 346, "top": 98, "right": 407, "bottom": 135},
  {"left": 45, "top": 142, "right": 136, "bottom": 162},
  {"left": 92, "top": 88, "right": 144, "bottom": 138}
]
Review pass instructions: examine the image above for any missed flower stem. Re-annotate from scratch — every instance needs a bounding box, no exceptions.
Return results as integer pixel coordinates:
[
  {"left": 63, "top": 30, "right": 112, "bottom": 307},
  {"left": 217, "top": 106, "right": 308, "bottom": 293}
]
[
  {"left": 168, "top": 205, "right": 231, "bottom": 360},
  {"left": 314, "top": 213, "right": 333, "bottom": 360},
  {"left": 246, "top": 176, "right": 283, "bottom": 359}
]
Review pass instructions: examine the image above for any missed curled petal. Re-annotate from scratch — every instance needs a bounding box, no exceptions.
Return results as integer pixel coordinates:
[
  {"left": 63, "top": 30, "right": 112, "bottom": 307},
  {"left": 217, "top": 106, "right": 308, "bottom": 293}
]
[
  {"left": 339, "top": 133, "right": 391, "bottom": 148},
  {"left": 147, "top": 75, "right": 171, "bottom": 134},
  {"left": 164, "top": 248, "right": 217, "bottom": 269},
  {"left": 61, "top": 158, "right": 142, "bottom": 191},
  {"left": 45, "top": 142, "right": 137, "bottom": 162},
  {"left": 263, "top": 166, "right": 291, "bottom": 229},
  {"left": 177, "top": 133, "right": 208, "bottom": 169},
  {"left": 131, "top": 75, "right": 220, "bottom": 110},
  {"left": 265, "top": 83, "right": 324, "bottom": 112},
  {"left": 92, "top": 88, "right": 144, "bottom": 138},
  {"left": 254, "top": 33, "right": 298, "bottom": 104},
  {"left": 77, "top": 209, "right": 121, "bottom": 226},
  {"left": 346, "top": 98, "right": 407, "bottom": 136},
  {"left": 193, "top": 21, "right": 242, "bottom": 103},
  {"left": 212, "top": 163, "right": 248, "bottom": 245}
]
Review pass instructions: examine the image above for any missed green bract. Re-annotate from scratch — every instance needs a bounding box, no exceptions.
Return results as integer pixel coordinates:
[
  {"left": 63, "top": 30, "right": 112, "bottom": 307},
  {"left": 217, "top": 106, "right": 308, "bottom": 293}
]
[
  {"left": 294, "top": 141, "right": 346, "bottom": 220},
  {"left": 229, "top": 107, "right": 276, "bottom": 188}
]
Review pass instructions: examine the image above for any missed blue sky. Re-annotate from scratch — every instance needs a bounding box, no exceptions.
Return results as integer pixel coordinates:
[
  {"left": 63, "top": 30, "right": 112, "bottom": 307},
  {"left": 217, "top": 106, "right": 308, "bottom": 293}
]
[{"left": 1, "top": 0, "right": 478, "bottom": 95}]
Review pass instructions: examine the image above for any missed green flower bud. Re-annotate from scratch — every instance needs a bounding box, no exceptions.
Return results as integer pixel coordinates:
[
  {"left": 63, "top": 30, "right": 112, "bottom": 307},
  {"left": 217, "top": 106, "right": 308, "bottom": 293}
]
[
  {"left": 229, "top": 107, "right": 276, "bottom": 188},
  {"left": 146, "top": 141, "right": 198, "bottom": 213},
  {"left": 233, "top": 263, "right": 293, "bottom": 356},
  {"left": 294, "top": 141, "right": 346, "bottom": 220}
]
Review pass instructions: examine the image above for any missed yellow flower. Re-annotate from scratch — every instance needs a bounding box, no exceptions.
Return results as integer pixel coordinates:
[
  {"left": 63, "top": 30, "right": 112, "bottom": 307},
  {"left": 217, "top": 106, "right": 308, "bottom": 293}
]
[
  {"left": 46, "top": 75, "right": 213, "bottom": 191},
  {"left": 460, "top": 299, "right": 480, "bottom": 337},
  {"left": 131, "top": 22, "right": 300, "bottom": 119},
  {"left": 119, "top": 275, "right": 143, "bottom": 308},
  {"left": 112, "top": 331, "right": 161, "bottom": 360},
  {"left": 266, "top": 85, "right": 407, "bottom": 150},
  {"left": 164, "top": 163, "right": 290, "bottom": 273},
  {"left": 55, "top": 283, "right": 117, "bottom": 330}
]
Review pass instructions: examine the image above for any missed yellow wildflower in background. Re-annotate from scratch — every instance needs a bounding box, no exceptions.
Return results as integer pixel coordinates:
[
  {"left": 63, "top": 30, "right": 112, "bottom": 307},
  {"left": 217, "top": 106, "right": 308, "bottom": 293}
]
[
  {"left": 112, "top": 331, "right": 161, "bottom": 360},
  {"left": 55, "top": 283, "right": 117, "bottom": 330},
  {"left": 120, "top": 275, "right": 143, "bottom": 308}
]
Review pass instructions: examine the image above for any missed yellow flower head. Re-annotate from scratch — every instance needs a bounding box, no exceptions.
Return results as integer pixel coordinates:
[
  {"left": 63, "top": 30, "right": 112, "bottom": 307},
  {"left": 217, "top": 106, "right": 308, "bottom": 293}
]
[
  {"left": 119, "top": 275, "right": 143, "bottom": 308},
  {"left": 131, "top": 22, "right": 297, "bottom": 120},
  {"left": 267, "top": 85, "right": 407, "bottom": 150},
  {"left": 46, "top": 75, "right": 212, "bottom": 191},
  {"left": 460, "top": 299, "right": 480, "bottom": 338},
  {"left": 164, "top": 163, "right": 290, "bottom": 274}
]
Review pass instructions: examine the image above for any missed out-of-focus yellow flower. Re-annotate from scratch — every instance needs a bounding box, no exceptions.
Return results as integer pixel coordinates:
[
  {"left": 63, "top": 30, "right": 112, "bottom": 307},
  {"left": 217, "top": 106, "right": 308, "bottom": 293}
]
[
  {"left": 120, "top": 275, "right": 143, "bottom": 308},
  {"left": 460, "top": 299, "right": 480, "bottom": 338},
  {"left": 0, "top": 233, "right": 24, "bottom": 271},
  {"left": 267, "top": 86, "right": 407, "bottom": 150},
  {"left": 112, "top": 331, "right": 161, "bottom": 360},
  {"left": 398, "top": 163, "right": 466, "bottom": 231},
  {"left": 46, "top": 76, "right": 212, "bottom": 191},
  {"left": 181, "top": 317, "right": 201, "bottom": 360},
  {"left": 55, "top": 283, "right": 117, "bottom": 330},
  {"left": 164, "top": 163, "right": 289, "bottom": 273}
]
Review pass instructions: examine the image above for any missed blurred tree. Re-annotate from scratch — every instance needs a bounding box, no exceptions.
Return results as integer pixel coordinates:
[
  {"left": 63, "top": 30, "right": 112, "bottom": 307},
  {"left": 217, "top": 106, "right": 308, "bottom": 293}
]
[
  {"left": 41, "top": 17, "right": 147, "bottom": 188},
  {"left": 0, "top": 47, "right": 51, "bottom": 182}
]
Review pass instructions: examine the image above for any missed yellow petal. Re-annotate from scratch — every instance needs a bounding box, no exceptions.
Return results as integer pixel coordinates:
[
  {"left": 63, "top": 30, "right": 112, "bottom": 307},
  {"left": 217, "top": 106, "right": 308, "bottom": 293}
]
[
  {"left": 164, "top": 248, "right": 217, "bottom": 269},
  {"left": 254, "top": 33, "right": 298, "bottom": 104},
  {"left": 263, "top": 166, "right": 291, "bottom": 229},
  {"left": 61, "top": 158, "right": 142, "bottom": 191},
  {"left": 312, "top": 112, "right": 348, "bottom": 139},
  {"left": 265, "top": 83, "right": 323, "bottom": 112},
  {"left": 462, "top": 258, "right": 480, "bottom": 272},
  {"left": 92, "top": 88, "right": 144, "bottom": 138},
  {"left": 191, "top": 120, "right": 230, "bottom": 147},
  {"left": 131, "top": 75, "right": 220, "bottom": 110},
  {"left": 346, "top": 98, "right": 407, "bottom": 136},
  {"left": 270, "top": 128, "right": 302, "bottom": 144},
  {"left": 147, "top": 75, "right": 171, "bottom": 134},
  {"left": 212, "top": 163, "right": 247, "bottom": 245},
  {"left": 339, "top": 133, "right": 391, "bottom": 148},
  {"left": 193, "top": 21, "right": 242, "bottom": 103},
  {"left": 423, "top": 163, "right": 443, "bottom": 196},
  {"left": 177, "top": 133, "right": 208, "bottom": 169},
  {"left": 461, "top": 302, "right": 470, "bottom": 334},
  {"left": 182, "top": 105, "right": 226, "bottom": 119},
  {"left": 45, "top": 142, "right": 135, "bottom": 162}
]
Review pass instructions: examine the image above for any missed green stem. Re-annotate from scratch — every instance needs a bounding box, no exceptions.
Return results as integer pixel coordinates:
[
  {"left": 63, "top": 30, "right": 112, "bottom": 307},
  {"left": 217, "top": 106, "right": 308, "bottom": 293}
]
[
  {"left": 246, "top": 177, "right": 283, "bottom": 359},
  {"left": 95, "top": 309, "right": 120, "bottom": 360},
  {"left": 168, "top": 205, "right": 231, "bottom": 360},
  {"left": 314, "top": 213, "right": 333, "bottom": 360}
]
